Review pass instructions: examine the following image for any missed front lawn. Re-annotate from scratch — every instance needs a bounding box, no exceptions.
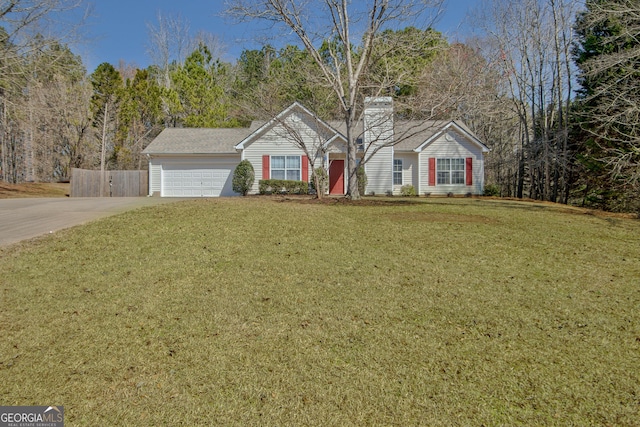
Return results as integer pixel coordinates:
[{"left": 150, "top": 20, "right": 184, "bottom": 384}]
[{"left": 0, "top": 197, "right": 638, "bottom": 425}]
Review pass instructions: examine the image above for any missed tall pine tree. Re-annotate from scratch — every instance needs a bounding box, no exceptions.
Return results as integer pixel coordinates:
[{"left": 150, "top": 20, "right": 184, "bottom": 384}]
[
  {"left": 168, "top": 44, "right": 240, "bottom": 128},
  {"left": 90, "top": 63, "right": 122, "bottom": 193}
]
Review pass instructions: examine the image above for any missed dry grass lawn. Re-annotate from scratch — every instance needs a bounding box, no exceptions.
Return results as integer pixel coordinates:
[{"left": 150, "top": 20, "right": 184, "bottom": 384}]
[
  {"left": 0, "top": 182, "right": 69, "bottom": 198},
  {"left": 0, "top": 197, "right": 638, "bottom": 425}
]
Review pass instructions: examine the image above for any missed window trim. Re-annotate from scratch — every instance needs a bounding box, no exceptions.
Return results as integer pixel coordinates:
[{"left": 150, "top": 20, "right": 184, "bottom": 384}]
[
  {"left": 436, "top": 158, "right": 466, "bottom": 185},
  {"left": 270, "top": 155, "right": 301, "bottom": 181},
  {"left": 393, "top": 159, "right": 403, "bottom": 186}
]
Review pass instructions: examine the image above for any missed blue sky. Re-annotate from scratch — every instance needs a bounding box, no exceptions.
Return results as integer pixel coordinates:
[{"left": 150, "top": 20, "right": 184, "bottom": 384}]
[{"left": 81, "top": 0, "right": 479, "bottom": 72}]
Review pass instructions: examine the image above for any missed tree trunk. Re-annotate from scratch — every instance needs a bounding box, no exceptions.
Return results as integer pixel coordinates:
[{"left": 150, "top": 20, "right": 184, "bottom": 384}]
[
  {"left": 517, "top": 142, "right": 525, "bottom": 199},
  {"left": 345, "top": 108, "right": 360, "bottom": 200},
  {"left": 100, "top": 101, "right": 108, "bottom": 197},
  {"left": 0, "top": 97, "right": 5, "bottom": 182}
]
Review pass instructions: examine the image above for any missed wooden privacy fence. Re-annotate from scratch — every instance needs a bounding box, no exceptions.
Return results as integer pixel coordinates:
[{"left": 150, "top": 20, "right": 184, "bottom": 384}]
[{"left": 71, "top": 168, "right": 148, "bottom": 197}]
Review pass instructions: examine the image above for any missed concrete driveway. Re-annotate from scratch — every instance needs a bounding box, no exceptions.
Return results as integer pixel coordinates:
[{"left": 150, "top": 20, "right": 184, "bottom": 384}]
[{"left": 0, "top": 197, "right": 180, "bottom": 247}]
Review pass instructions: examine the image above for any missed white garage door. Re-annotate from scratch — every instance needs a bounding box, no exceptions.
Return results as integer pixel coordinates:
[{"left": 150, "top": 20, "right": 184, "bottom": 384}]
[{"left": 162, "top": 165, "right": 234, "bottom": 197}]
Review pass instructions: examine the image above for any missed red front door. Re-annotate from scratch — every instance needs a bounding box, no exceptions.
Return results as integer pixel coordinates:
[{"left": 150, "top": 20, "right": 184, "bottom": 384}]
[{"left": 329, "top": 160, "right": 345, "bottom": 195}]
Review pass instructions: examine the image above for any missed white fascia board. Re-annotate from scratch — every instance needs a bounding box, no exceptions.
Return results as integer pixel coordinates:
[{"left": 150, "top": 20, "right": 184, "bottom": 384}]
[
  {"left": 234, "top": 104, "right": 301, "bottom": 150},
  {"left": 323, "top": 133, "right": 348, "bottom": 149},
  {"left": 234, "top": 119, "right": 276, "bottom": 150},
  {"left": 412, "top": 129, "right": 445, "bottom": 153},
  {"left": 449, "top": 121, "right": 491, "bottom": 152}
]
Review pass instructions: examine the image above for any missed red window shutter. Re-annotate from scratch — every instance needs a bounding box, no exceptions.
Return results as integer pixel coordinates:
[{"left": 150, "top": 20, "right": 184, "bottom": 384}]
[
  {"left": 262, "top": 155, "right": 270, "bottom": 180},
  {"left": 301, "top": 155, "right": 309, "bottom": 182},
  {"left": 428, "top": 157, "right": 436, "bottom": 186},
  {"left": 466, "top": 157, "right": 473, "bottom": 186}
]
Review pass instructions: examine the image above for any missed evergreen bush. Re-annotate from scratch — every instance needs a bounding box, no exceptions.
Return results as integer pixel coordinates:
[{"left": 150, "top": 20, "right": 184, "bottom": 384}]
[
  {"left": 258, "top": 179, "right": 309, "bottom": 195},
  {"left": 232, "top": 160, "right": 255, "bottom": 196},
  {"left": 483, "top": 184, "right": 501, "bottom": 197}
]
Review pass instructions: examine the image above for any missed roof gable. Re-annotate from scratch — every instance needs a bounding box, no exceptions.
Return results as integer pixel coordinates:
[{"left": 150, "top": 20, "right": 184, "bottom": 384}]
[
  {"left": 234, "top": 102, "right": 345, "bottom": 150},
  {"left": 399, "top": 120, "right": 490, "bottom": 153}
]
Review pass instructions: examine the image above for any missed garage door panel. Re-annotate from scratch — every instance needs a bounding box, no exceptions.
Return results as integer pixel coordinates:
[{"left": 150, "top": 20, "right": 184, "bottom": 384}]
[{"left": 161, "top": 163, "right": 237, "bottom": 197}]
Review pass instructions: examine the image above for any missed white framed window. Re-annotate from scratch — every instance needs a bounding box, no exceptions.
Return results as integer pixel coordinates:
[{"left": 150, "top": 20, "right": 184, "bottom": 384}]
[
  {"left": 437, "top": 158, "right": 465, "bottom": 185},
  {"left": 393, "top": 159, "right": 403, "bottom": 185},
  {"left": 271, "top": 155, "right": 301, "bottom": 181}
]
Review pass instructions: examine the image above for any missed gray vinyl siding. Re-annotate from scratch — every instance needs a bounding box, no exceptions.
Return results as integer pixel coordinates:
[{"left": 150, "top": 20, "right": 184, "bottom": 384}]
[
  {"left": 419, "top": 131, "right": 485, "bottom": 195},
  {"left": 392, "top": 153, "right": 419, "bottom": 195},
  {"left": 149, "top": 161, "right": 161, "bottom": 195},
  {"left": 364, "top": 146, "right": 393, "bottom": 195},
  {"left": 363, "top": 98, "right": 394, "bottom": 195},
  {"left": 243, "top": 111, "right": 323, "bottom": 194}
]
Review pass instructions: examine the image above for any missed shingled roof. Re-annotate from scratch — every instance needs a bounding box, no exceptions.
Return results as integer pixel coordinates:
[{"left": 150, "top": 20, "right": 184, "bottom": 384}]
[
  {"left": 393, "top": 121, "right": 452, "bottom": 151},
  {"left": 142, "top": 126, "right": 260, "bottom": 155},
  {"left": 144, "top": 118, "right": 485, "bottom": 155},
  {"left": 328, "top": 120, "right": 474, "bottom": 152}
]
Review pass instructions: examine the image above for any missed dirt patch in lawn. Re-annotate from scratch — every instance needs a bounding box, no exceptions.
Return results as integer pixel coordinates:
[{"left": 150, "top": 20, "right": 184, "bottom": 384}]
[{"left": 0, "top": 182, "right": 70, "bottom": 198}]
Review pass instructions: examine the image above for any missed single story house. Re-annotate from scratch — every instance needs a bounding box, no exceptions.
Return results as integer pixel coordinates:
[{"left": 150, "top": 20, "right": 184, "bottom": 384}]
[{"left": 142, "top": 97, "right": 490, "bottom": 197}]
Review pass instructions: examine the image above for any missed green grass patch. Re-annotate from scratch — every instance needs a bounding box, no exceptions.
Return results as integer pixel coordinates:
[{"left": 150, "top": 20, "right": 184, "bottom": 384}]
[{"left": 1, "top": 197, "right": 639, "bottom": 425}]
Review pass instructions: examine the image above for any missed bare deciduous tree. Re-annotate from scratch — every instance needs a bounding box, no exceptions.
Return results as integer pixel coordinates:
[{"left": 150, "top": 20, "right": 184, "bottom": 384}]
[
  {"left": 0, "top": 0, "right": 90, "bottom": 183},
  {"left": 146, "top": 12, "right": 227, "bottom": 87},
  {"left": 418, "top": 40, "right": 521, "bottom": 197},
  {"left": 32, "top": 74, "right": 94, "bottom": 179},
  {"left": 473, "top": 0, "right": 578, "bottom": 202},
  {"left": 226, "top": 0, "right": 444, "bottom": 199},
  {"left": 146, "top": 12, "right": 192, "bottom": 88},
  {"left": 191, "top": 30, "right": 226, "bottom": 63}
]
